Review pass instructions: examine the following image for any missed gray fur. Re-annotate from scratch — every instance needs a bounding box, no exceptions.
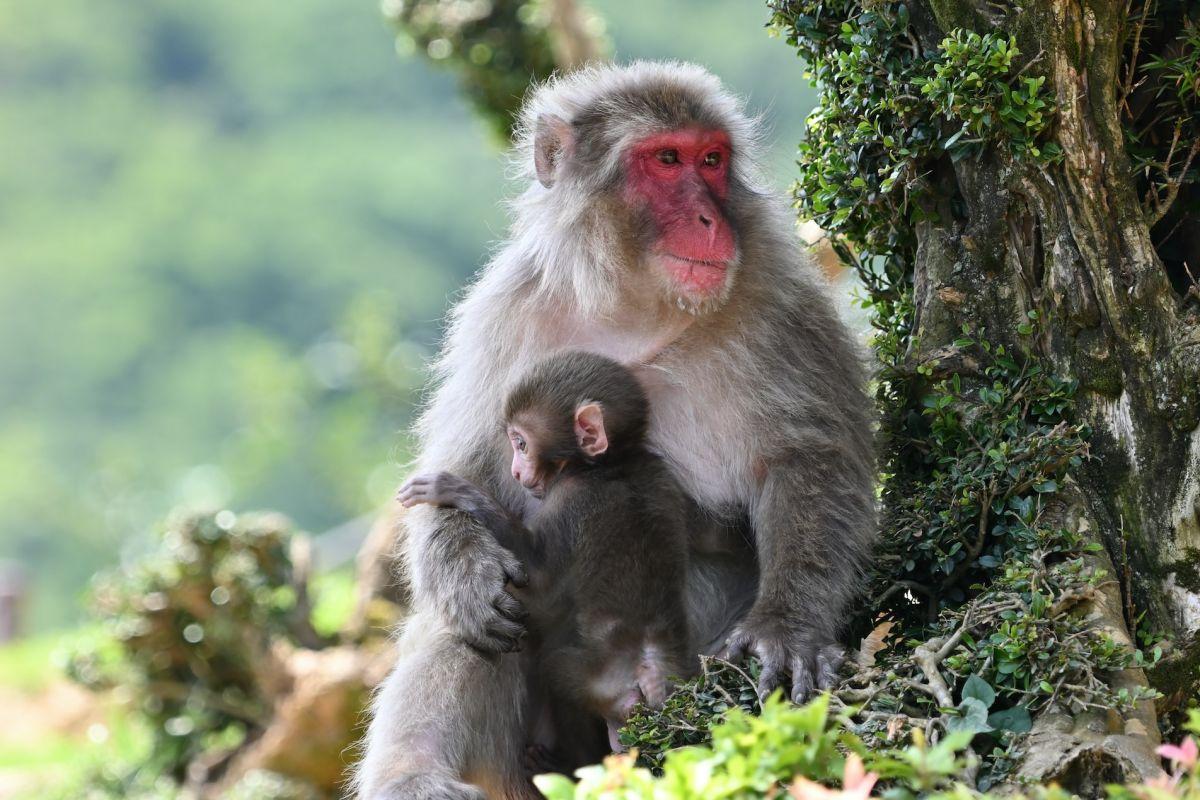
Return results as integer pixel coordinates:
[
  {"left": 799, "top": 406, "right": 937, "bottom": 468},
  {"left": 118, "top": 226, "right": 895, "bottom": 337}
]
[{"left": 355, "top": 61, "right": 876, "bottom": 799}]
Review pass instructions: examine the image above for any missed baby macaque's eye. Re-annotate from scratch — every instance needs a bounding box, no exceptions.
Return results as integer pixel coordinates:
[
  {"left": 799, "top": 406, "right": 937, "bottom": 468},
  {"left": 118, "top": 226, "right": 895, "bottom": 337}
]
[{"left": 657, "top": 149, "right": 679, "bottom": 165}]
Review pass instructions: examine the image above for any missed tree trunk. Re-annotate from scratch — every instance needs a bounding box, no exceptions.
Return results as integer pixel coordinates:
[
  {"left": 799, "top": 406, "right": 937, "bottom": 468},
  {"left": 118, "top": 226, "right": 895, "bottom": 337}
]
[{"left": 906, "top": 0, "right": 1200, "bottom": 697}]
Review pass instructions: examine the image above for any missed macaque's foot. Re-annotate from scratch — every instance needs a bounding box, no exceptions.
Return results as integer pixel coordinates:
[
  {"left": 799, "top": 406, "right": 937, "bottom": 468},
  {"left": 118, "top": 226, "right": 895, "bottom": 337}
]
[{"left": 722, "top": 613, "right": 844, "bottom": 702}]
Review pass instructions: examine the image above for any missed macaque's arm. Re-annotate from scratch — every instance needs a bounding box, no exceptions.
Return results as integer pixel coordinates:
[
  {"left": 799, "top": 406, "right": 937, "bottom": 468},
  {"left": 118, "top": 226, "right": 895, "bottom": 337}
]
[
  {"left": 398, "top": 471, "right": 529, "bottom": 560},
  {"left": 722, "top": 450, "right": 863, "bottom": 700}
]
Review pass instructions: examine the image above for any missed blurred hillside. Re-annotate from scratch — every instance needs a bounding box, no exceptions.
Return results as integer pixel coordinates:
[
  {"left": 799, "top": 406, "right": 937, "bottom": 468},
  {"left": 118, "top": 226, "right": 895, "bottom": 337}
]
[{"left": 0, "top": 0, "right": 817, "bottom": 632}]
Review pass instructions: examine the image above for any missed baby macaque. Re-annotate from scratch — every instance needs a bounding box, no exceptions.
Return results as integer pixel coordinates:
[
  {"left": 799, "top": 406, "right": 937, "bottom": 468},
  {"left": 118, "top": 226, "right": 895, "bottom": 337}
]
[{"left": 398, "top": 350, "right": 693, "bottom": 756}]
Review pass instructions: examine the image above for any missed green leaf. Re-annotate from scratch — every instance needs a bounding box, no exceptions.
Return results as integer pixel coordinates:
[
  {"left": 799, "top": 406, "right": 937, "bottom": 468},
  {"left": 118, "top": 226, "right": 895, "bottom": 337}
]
[
  {"left": 961, "top": 674, "right": 996, "bottom": 708},
  {"left": 946, "top": 697, "right": 994, "bottom": 735},
  {"left": 533, "top": 774, "right": 578, "bottom": 798},
  {"left": 988, "top": 705, "right": 1033, "bottom": 733}
]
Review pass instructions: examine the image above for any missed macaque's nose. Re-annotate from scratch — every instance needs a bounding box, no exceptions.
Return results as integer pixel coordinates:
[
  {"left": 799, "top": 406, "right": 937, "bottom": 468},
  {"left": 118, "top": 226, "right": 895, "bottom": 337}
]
[{"left": 512, "top": 462, "right": 537, "bottom": 490}]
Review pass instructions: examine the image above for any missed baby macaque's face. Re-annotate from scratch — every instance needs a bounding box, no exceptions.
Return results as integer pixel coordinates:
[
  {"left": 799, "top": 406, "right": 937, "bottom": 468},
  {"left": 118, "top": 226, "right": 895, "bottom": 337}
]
[
  {"left": 506, "top": 422, "right": 562, "bottom": 499},
  {"left": 506, "top": 402, "right": 608, "bottom": 499}
]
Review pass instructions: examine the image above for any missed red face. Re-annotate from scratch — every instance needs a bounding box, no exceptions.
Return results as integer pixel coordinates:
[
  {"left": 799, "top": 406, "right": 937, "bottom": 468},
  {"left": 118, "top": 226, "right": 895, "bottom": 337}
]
[{"left": 624, "top": 129, "right": 737, "bottom": 305}]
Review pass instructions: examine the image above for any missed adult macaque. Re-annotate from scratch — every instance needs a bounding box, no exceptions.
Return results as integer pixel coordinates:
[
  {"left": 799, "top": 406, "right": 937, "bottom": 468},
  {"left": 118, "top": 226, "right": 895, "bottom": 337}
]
[
  {"left": 399, "top": 350, "right": 692, "bottom": 760},
  {"left": 356, "top": 62, "right": 875, "bottom": 800}
]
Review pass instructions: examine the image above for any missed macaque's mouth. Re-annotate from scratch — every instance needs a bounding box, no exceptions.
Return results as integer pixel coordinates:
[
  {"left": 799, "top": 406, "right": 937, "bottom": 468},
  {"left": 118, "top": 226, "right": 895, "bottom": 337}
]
[{"left": 659, "top": 253, "right": 730, "bottom": 295}]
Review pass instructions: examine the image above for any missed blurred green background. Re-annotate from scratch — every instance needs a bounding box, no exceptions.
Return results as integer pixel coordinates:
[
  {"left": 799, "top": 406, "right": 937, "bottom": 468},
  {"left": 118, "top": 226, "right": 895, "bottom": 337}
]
[{"left": 0, "top": 0, "right": 817, "bottom": 635}]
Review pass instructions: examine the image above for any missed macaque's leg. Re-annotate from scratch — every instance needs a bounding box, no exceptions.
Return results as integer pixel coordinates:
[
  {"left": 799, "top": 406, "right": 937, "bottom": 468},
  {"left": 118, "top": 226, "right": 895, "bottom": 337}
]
[
  {"left": 356, "top": 609, "right": 533, "bottom": 800},
  {"left": 686, "top": 546, "right": 759, "bottom": 655}
]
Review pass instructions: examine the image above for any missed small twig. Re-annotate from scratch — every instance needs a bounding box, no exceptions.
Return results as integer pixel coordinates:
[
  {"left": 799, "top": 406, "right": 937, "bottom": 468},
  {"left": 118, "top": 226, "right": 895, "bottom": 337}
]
[
  {"left": 912, "top": 617, "right": 971, "bottom": 708},
  {"left": 1148, "top": 132, "right": 1199, "bottom": 226},
  {"left": 1121, "top": 0, "right": 1152, "bottom": 109},
  {"left": 939, "top": 483, "right": 996, "bottom": 592},
  {"left": 1181, "top": 261, "right": 1200, "bottom": 309},
  {"left": 898, "top": 677, "right": 943, "bottom": 700},
  {"left": 1013, "top": 49, "right": 1047, "bottom": 81}
]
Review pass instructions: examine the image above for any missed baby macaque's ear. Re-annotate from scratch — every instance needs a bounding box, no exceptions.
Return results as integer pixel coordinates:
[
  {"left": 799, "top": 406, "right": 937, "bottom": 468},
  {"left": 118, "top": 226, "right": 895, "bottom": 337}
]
[{"left": 573, "top": 403, "right": 608, "bottom": 458}]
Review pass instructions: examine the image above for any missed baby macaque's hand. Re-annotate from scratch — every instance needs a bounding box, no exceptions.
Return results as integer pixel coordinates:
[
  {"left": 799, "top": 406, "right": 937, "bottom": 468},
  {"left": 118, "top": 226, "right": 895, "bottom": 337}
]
[{"left": 397, "top": 471, "right": 473, "bottom": 509}]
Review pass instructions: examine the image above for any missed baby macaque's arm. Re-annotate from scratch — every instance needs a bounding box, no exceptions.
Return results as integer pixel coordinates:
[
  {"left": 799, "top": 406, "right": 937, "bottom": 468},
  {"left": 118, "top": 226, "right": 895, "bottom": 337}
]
[{"left": 398, "top": 471, "right": 526, "bottom": 556}]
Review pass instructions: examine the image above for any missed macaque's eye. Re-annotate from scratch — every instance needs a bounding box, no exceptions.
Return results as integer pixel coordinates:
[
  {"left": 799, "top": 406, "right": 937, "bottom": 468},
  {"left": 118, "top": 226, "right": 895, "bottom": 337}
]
[
  {"left": 703, "top": 151, "right": 722, "bottom": 167},
  {"left": 656, "top": 149, "right": 679, "bottom": 165},
  {"left": 513, "top": 435, "right": 527, "bottom": 453}
]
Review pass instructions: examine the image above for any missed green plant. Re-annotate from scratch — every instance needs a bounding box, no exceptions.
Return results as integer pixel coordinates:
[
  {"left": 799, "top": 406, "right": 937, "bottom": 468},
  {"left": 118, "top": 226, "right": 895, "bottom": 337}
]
[
  {"left": 66, "top": 510, "right": 320, "bottom": 778},
  {"left": 873, "top": 329, "right": 1089, "bottom": 629},
  {"left": 541, "top": 694, "right": 850, "bottom": 799},
  {"left": 773, "top": 1, "right": 1060, "bottom": 331},
  {"left": 618, "top": 656, "right": 762, "bottom": 771},
  {"left": 1123, "top": 15, "right": 1200, "bottom": 227},
  {"left": 916, "top": 32, "right": 1058, "bottom": 161},
  {"left": 384, "top": 0, "right": 562, "bottom": 140}
]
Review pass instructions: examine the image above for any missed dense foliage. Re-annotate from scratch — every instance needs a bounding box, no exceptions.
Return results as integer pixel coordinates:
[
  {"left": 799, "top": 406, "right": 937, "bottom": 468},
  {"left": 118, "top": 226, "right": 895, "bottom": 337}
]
[
  {"left": 619, "top": 657, "right": 764, "bottom": 771},
  {"left": 548, "top": 696, "right": 1200, "bottom": 799},
  {"left": 780, "top": 2, "right": 1059, "bottom": 312}
]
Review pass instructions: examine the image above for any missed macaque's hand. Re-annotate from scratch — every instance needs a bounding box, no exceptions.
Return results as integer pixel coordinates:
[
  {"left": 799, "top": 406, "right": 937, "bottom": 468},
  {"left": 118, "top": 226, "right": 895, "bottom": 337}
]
[
  {"left": 443, "top": 537, "right": 529, "bottom": 654},
  {"left": 397, "top": 471, "right": 476, "bottom": 509},
  {"left": 399, "top": 472, "right": 530, "bottom": 653},
  {"left": 721, "top": 610, "right": 843, "bottom": 702}
]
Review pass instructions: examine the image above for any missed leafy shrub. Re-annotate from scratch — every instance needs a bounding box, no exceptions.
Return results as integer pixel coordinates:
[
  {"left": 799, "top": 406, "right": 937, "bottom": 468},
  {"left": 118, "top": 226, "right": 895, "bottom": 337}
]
[
  {"left": 772, "top": 0, "right": 1060, "bottom": 297},
  {"left": 916, "top": 32, "right": 1057, "bottom": 160},
  {"left": 67, "top": 510, "right": 320, "bottom": 778},
  {"left": 759, "top": 1, "right": 1158, "bottom": 789},
  {"left": 872, "top": 330, "right": 1089, "bottom": 627},
  {"left": 551, "top": 698, "right": 1200, "bottom": 799},
  {"left": 544, "top": 694, "right": 978, "bottom": 799}
]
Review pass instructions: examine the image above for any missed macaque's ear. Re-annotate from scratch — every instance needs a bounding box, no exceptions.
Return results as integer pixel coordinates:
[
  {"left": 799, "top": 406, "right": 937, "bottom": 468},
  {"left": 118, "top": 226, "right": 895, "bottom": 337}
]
[
  {"left": 534, "top": 113, "right": 574, "bottom": 188},
  {"left": 574, "top": 403, "right": 609, "bottom": 458}
]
